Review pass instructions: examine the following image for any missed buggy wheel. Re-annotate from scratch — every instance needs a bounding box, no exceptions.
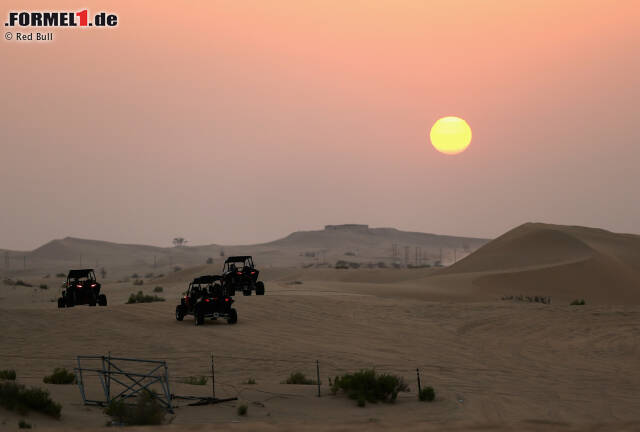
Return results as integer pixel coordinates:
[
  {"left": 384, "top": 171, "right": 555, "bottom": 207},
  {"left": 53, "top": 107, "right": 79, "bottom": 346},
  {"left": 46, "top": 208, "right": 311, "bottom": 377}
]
[
  {"left": 89, "top": 296, "right": 97, "bottom": 307},
  {"left": 227, "top": 308, "right": 238, "bottom": 324},
  {"left": 65, "top": 295, "right": 75, "bottom": 308},
  {"left": 175, "top": 305, "right": 185, "bottom": 321},
  {"left": 255, "top": 281, "right": 265, "bottom": 296},
  {"left": 98, "top": 294, "right": 107, "bottom": 306},
  {"left": 57, "top": 297, "right": 65, "bottom": 308}
]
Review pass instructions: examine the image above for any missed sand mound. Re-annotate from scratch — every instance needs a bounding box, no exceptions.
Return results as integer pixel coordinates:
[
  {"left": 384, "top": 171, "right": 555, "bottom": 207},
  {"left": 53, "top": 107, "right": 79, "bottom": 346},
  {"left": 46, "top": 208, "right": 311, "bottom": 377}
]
[{"left": 438, "top": 223, "right": 640, "bottom": 304}]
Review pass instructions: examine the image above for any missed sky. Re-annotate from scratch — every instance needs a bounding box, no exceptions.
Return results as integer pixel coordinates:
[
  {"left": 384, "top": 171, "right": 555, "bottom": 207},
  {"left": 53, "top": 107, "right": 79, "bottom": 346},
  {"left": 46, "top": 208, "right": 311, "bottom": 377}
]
[{"left": 1, "top": 0, "right": 639, "bottom": 250}]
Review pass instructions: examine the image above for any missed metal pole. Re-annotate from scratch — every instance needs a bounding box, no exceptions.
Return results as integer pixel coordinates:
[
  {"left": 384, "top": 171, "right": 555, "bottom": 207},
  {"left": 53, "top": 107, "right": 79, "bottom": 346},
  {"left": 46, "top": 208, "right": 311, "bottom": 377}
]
[
  {"left": 107, "top": 352, "right": 111, "bottom": 402},
  {"left": 316, "top": 360, "right": 321, "bottom": 397},
  {"left": 416, "top": 368, "right": 422, "bottom": 399},
  {"left": 210, "top": 353, "right": 215, "bottom": 399}
]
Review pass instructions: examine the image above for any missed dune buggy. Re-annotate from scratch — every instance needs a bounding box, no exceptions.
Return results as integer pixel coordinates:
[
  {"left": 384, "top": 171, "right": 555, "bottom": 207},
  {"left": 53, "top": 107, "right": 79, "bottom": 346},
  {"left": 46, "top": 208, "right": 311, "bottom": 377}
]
[
  {"left": 175, "top": 275, "right": 237, "bottom": 325},
  {"left": 221, "top": 256, "right": 265, "bottom": 296},
  {"left": 58, "top": 269, "right": 107, "bottom": 308}
]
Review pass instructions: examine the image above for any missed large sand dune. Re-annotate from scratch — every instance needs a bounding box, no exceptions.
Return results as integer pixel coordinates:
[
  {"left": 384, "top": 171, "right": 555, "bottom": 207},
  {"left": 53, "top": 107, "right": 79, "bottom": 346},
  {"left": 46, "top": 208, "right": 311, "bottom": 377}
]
[{"left": 434, "top": 223, "right": 640, "bottom": 304}]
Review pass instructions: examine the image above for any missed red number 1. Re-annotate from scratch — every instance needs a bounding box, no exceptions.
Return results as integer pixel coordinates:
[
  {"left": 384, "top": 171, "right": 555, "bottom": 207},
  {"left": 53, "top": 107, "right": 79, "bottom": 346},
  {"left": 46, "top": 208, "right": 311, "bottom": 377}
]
[{"left": 76, "top": 10, "right": 88, "bottom": 26}]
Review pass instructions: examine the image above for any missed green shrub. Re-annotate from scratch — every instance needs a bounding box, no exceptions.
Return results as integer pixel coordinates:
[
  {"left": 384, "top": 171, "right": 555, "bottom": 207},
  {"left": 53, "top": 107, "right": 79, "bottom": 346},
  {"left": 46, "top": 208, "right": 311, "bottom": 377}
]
[
  {"left": 246, "top": 377, "right": 256, "bottom": 385},
  {"left": 39, "top": 284, "right": 48, "bottom": 290},
  {"left": 133, "top": 279, "right": 144, "bottom": 286},
  {"left": 131, "top": 273, "right": 139, "bottom": 279},
  {"left": 18, "top": 420, "right": 32, "bottom": 429},
  {"left": 127, "top": 291, "right": 165, "bottom": 304},
  {"left": 330, "top": 369, "right": 408, "bottom": 406},
  {"left": 56, "top": 273, "right": 66, "bottom": 278},
  {"left": 0, "top": 381, "right": 62, "bottom": 418},
  {"left": 570, "top": 299, "right": 586, "bottom": 306},
  {"left": 180, "top": 376, "right": 207, "bottom": 385},
  {"left": 285, "top": 372, "right": 316, "bottom": 385},
  {"left": 15, "top": 280, "right": 33, "bottom": 287},
  {"left": 43, "top": 368, "right": 76, "bottom": 384},
  {"left": 237, "top": 403, "right": 248, "bottom": 416},
  {"left": 0, "top": 369, "right": 16, "bottom": 380},
  {"left": 104, "top": 390, "right": 165, "bottom": 426},
  {"left": 419, "top": 386, "right": 435, "bottom": 402},
  {"left": 153, "top": 286, "right": 163, "bottom": 293},
  {"left": 145, "top": 273, "right": 154, "bottom": 278}
]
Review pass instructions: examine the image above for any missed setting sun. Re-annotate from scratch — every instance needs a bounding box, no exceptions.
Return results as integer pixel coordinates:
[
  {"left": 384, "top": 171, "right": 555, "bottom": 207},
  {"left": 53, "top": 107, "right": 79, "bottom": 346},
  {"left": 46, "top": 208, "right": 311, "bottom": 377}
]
[{"left": 430, "top": 116, "right": 472, "bottom": 155}]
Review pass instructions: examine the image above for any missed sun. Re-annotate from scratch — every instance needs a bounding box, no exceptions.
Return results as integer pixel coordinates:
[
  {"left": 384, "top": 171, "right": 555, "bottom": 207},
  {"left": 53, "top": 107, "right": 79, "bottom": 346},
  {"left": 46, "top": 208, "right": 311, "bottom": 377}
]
[{"left": 430, "top": 116, "right": 472, "bottom": 155}]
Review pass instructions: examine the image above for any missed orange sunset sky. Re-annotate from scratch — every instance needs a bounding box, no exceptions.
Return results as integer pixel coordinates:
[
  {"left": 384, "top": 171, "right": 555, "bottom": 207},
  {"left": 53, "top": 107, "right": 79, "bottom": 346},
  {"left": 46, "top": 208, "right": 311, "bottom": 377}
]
[{"left": 1, "top": 1, "right": 639, "bottom": 249}]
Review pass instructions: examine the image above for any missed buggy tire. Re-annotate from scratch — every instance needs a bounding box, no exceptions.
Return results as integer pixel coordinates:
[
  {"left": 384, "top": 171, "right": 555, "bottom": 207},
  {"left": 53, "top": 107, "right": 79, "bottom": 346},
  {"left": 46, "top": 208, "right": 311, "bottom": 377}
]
[
  {"left": 89, "top": 296, "right": 97, "bottom": 307},
  {"left": 175, "top": 305, "right": 185, "bottom": 321},
  {"left": 57, "top": 297, "right": 65, "bottom": 308},
  {"left": 255, "top": 281, "right": 265, "bottom": 295},
  {"left": 65, "top": 296, "right": 75, "bottom": 308},
  {"left": 98, "top": 294, "right": 107, "bottom": 306},
  {"left": 227, "top": 308, "right": 238, "bottom": 324}
]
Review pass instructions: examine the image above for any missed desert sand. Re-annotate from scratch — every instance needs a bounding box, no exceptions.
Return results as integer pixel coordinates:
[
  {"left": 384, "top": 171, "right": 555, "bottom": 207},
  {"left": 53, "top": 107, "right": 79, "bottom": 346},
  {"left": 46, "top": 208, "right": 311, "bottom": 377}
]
[{"left": 1, "top": 223, "right": 639, "bottom": 431}]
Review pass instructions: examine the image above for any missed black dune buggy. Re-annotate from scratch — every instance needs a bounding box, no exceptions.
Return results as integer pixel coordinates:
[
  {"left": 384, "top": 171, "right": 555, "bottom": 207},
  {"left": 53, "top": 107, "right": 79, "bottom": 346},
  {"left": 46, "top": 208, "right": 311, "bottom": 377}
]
[
  {"left": 175, "top": 275, "right": 238, "bottom": 326},
  {"left": 58, "top": 269, "right": 107, "bottom": 308},
  {"left": 221, "top": 256, "right": 265, "bottom": 296}
]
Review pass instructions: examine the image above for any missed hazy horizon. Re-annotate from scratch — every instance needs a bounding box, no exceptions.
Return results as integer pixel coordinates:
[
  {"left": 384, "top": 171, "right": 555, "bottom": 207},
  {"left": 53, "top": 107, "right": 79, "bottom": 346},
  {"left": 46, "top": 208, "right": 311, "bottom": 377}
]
[{"left": 2, "top": 1, "right": 639, "bottom": 250}]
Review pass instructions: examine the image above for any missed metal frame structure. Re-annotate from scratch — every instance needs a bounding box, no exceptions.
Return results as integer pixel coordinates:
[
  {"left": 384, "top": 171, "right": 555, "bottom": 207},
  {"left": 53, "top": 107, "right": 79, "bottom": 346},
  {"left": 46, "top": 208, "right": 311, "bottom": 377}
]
[{"left": 75, "top": 354, "right": 173, "bottom": 412}]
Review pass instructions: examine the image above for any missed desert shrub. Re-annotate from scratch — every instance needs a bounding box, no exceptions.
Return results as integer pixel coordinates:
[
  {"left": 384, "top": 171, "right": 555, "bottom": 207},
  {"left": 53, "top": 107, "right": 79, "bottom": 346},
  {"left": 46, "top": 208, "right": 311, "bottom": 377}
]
[
  {"left": 104, "top": 390, "right": 165, "bottom": 426},
  {"left": 127, "top": 291, "right": 165, "bottom": 304},
  {"left": 285, "top": 372, "right": 316, "bottom": 385},
  {"left": 344, "top": 251, "right": 356, "bottom": 256},
  {"left": 0, "top": 370, "right": 16, "bottom": 380},
  {"left": 43, "top": 368, "right": 76, "bottom": 384},
  {"left": 173, "top": 266, "right": 182, "bottom": 273},
  {"left": 15, "top": 280, "right": 32, "bottom": 287},
  {"left": 206, "top": 257, "right": 214, "bottom": 264},
  {"left": 330, "top": 369, "right": 408, "bottom": 406},
  {"left": 0, "top": 381, "right": 62, "bottom": 418},
  {"left": 39, "top": 284, "right": 48, "bottom": 290},
  {"left": 131, "top": 273, "right": 139, "bottom": 279},
  {"left": 56, "top": 273, "right": 66, "bottom": 278},
  {"left": 419, "top": 386, "right": 435, "bottom": 402},
  {"left": 133, "top": 279, "right": 144, "bottom": 286},
  {"left": 246, "top": 377, "right": 256, "bottom": 385},
  {"left": 18, "top": 420, "right": 32, "bottom": 429},
  {"left": 570, "top": 299, "right": 586, "bottom": 306},
  {"left": 335, "top": 260, "right": 349, "bottom": 270},
  {"left": 237, "top": 403, "right": 248, "bottom": 416},
  {"left": 153, "top": 286, "right": 163, "bottom": 293},
  {"left": 144, "top": 272, "right": 154, "bottom": 278},
  {"left": 180, "top": 376, "right": 207, "bottom": 385}
]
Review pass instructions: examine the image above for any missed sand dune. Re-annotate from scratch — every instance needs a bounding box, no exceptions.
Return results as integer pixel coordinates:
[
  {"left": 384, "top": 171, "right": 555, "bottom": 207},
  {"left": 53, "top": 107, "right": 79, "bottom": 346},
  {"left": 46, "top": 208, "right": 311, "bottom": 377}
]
[{"left": 435, "top": 223, "right": 640, "bottom": 304}]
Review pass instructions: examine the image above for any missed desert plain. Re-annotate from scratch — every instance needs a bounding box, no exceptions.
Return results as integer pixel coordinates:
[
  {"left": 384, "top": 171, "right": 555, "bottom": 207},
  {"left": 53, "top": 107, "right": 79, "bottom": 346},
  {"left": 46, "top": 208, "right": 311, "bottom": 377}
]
[{"left": 1, "top": 223, "right": 639, "bottom": 431}]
